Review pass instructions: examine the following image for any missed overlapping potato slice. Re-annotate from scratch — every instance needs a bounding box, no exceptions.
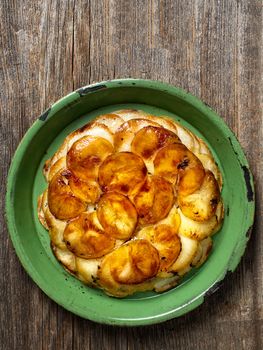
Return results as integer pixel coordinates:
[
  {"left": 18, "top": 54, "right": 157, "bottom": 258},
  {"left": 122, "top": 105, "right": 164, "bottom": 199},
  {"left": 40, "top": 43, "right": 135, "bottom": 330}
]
[
  {"left": 131, "top": 175, "right": 174, "bottom": 225},
  {"left": 98, "top": 152, "right": 147, "bottom": 195},
  {"left": 37, "top": 193, "right": 48, "bottom": 229},
  {"left": 197, "top": 153, "right": 222, "bottom": 189},
  {"left": 75, "top": 257, "right": 102, "bottom": 285},
  {"left": 93, "top": 113, "right": 125, "bottom": 133},
  {"left": 131, "top": 126, "right": 181, "bottom": 160},
  {"left": 114, "top": 110, "right": 181, "bottom": 143},
  {"left": 178, "top": 201, "right": 223, "bottom": 240},
  {"left": 118, "top": 110, "right": 178, "bottom": 134},
  {"left": 178, "top": 170, "right": 220, "bottom": 222},
  {"left": 67, "top": 135, "right": 113, "bottom": 181},
  {"left": 40, "top": 189, "right": 67, "bottom": 249},
  {"left": 52, "top": 244, "right": 77, "bottom": 273},
  {"left": 169, "top": 235, "right": 198, "bottom": 273},
  {"left": 98, "top": 239, "right": 160, "bottom": 294},
  {"left": 172, "top": 122, "right": 201, "bottom": 153},
  {"left": 148, "top": 115, "right": 178, "bottom": 134},
  {"left": 191, "top": 237, "right": 213, "bottom": 268},
  {"left": 63, "top": 212, "right": 115, "bottom": 259},
  {"left": 114, "top": 119, "right": 161, "bottom": 152},
  {"left": 137, "top": 222, "right": 181, "bottom": 272},
  {"left": 43, "top": 122, "right": 114, "bottom": 180},
  {"left": 69, "top": 121, "right": 114, "bottom": 144},
  {"left": 211, "top": 200, "right": 224, "bottom": 235},
  {"left": 97, "top": 192, "right": 137, "bottom": 240},
  {"left": 47, "top": 167, "right": 100, "bottom": 220},
  {"left": 154, "top": 143, "right": 205, "bottom": 194},
  {"left": 46, "top": 157, "right": 67, "bottom": 182},
  {"left": 113, "top": 109, "right": 152, "bottom": 121},
  {"left": 68, "top": 173, "right": 101, "bottom": 204},
  {"left": 198, "top": 138, "right": 212, "bottom": 156},
  {"left": 48, "top": 169, "right": 87, "bottom": 220}
]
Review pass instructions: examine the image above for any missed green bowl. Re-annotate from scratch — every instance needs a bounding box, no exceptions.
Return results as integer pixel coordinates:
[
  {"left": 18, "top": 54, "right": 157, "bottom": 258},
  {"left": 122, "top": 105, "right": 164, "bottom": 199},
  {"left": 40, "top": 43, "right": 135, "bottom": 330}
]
[{"left": 5, "top": 79, "right": 255, "bottom": 326}]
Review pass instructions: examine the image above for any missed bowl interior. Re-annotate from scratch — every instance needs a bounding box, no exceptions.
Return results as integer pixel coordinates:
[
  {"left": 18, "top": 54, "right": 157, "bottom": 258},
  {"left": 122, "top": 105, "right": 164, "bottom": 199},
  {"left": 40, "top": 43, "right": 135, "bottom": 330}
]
[{"left": 6, "top": 81, "right": 254, "bottom": 325}]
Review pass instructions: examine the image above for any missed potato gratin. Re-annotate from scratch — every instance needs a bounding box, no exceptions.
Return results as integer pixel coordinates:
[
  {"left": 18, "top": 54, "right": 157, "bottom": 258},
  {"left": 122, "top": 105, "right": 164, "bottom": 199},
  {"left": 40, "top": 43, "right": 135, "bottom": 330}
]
[{"left": 38, "top": 109, "right": 224, "bottom": 297}]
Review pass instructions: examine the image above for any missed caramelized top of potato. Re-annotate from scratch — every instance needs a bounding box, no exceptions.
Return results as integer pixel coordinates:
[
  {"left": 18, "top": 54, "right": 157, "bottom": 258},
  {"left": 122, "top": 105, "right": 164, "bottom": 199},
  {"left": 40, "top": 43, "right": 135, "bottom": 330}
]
[
  {"left": 131, "top": 126, "right": 181, "bottom": 159},
  {"left": 97, "top": 192, "right": 138, "bottom": 240},
  {"left": 48, "top": 169, "right": 87, "bottom": 220},
  {"left": 131, "top": 175, "right": 175, "bottom": 225},
  {"left": 98, "top": 239, "right": 160, "bottom": 286},
  {"left": 64, "top": 212, "right": 115, "bottom": 259},
  {"left": 98, "top": 152, "right": 147, "bottom": 195},
  {"left": 178, "top": 170, "right": 220, "bottom": 221},
  {"left": 137, "top": 220, "right": 181, "bottom": 272},
  {"left": 114, "top": 119, "right": 161, "bottom": 152},
  {"left": 67, "top": 135, "right": 113, "bottom": 181},
  {"left": 68, "top": 173, "right": 101, "bottom": 204},
  {"left": 154, "top": 143, "right": 205, "bottom": 194}
]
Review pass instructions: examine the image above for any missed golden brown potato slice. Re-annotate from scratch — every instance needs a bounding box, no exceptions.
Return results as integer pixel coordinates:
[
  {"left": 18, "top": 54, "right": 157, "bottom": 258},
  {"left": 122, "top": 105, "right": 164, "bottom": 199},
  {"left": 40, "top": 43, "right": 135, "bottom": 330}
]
[
  {"left": 98, "top": 239, "right": 160, "bottom": 293},
  {"left": 131, "top": 126, "right": 181, "bottom": 160},
  {"left": 48, "top": 170, "right": 87, "bottom": 220},
  {"left": 137, "top": 222, "right": 181, "bottom": 272},
  {"left": 43, "top": 122, "right": 113, "bottom": 180},
  {"left": 154, "top": 143, "right": 205, "bottom": 194},
  {"left": 178, "top": 170, "right": 220, "bottom": 222},
  {"left": 114, "top": 119, "right": 161, "bottom": 152},
  {"left": 131, "top": 175, "right": 175, "bottom": 225},
  {"left": 64, "top": 212, "right": 115, "bottom": 259},
  {"left": 98, "top": 152, "right": 147, "bottom": 195},
  {"left": 97, "top": 192, "right": 137, "bottom": 240},
  {"left": 67, "top": 135, "right": 113, "bottom": 181},
  {"left": 68, "top": 173, "right": 101, "bottom": 204}
]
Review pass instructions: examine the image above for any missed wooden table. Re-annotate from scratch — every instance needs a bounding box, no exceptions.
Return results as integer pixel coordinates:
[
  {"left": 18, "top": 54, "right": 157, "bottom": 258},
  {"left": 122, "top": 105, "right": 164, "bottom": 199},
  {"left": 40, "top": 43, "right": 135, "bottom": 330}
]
[{"left": 1, "top": 1, "right": 262, "bottom": 349}]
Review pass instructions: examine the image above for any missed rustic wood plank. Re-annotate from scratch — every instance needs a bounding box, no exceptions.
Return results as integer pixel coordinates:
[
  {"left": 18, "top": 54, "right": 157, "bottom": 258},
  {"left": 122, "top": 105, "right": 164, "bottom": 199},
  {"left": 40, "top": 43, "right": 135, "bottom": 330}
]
[
  {"left": 0, "top": 1, "right": 75, "bottom": 350},
  {"left": 0, "top": 0, "right": 262, "bottom": 349}
]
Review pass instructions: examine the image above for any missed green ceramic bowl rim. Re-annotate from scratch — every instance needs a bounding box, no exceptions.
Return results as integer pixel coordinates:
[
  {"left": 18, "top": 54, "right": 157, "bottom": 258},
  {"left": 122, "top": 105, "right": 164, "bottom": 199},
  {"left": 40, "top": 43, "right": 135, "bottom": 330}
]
[{"left": 5, "top": 78, "right": 255, "bottom": 325}]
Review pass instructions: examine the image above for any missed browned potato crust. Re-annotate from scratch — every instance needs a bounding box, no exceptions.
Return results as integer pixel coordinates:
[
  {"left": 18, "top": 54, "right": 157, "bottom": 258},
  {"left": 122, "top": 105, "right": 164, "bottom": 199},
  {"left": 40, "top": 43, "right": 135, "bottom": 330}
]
[
  {"left": 67, "top": 135, "right": 113, "bottom": 180},
  {"left": 64, "top": 212, "right": 115, "bottom": 259},
  {"left": 48, "top": 170, "right": 86, "bottom": 220},
  {"left": 154, "top": 143, "right": 205, "bottom": 194},
  {"left": 131, "top": 175, "right": 175, "bottom": 225},
  {"left": 97, "top": 192, "right": 138, "bottom": 240},
  {"left": 98, "top": 240, "right": 160, "bottom": 288},
  {"left": 131, "top": 126, "right": 181, "bottom": 159},
  {"left": 98, "top": 152, "right": 147, "bottom": 195}
]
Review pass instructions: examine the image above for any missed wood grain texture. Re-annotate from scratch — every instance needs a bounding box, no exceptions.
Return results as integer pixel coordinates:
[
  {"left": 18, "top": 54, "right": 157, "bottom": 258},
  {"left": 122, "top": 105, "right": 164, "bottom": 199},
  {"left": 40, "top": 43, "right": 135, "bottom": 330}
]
[{"left": 0, "top": 0, "right": 262, "bottom": 349}]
